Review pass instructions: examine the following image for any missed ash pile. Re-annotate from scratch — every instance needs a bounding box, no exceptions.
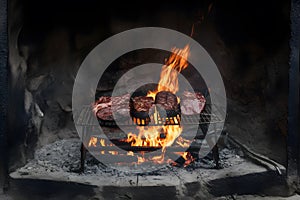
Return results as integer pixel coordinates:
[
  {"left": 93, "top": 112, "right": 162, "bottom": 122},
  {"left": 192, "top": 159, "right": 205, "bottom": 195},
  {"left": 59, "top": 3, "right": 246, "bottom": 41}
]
[{"left": 15, "top": 138, "right": 244, "bottom": 177}]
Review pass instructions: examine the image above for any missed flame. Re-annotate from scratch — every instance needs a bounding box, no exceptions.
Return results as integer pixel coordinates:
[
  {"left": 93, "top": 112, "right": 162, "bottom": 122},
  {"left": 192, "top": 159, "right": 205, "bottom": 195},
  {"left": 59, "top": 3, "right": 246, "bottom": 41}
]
[
  {"left": 108, "top": 151, "right": 118, "bottom": 155},
  {"left": 150, "top": 153, "right": 165, "bottom": 164},
  {"left": 100, "top": 139, "right": 105, "bottom": 146},
  {"left": 125, "top": 125, "right": 182, "bottom": 151},
  {"left": 137, "top": 156, "right": 146, "bottom": 164},
  {"left": 90, "top": 45, "right": 193, "bottom": 166},
  {"left": 176, "top": 136, "right": 191, "bottom": 148},
  {"left": 148, "top": 45, "right": 190, "bottom": 97},
  {"left": 175, "top": 152, "right": 194, "bottom": 167},
  {"left": 181, "top": 152, "right": 189, "bottom": 160},
  {"left": 157, "top": 45, "right": 190, "bottom": 93},
  {"left": 127, "top": 45, "right": 190, "bottom": 164},
  {"left": 127, "top": 151, "right": 134, "bottom": 156},
  {"left": 88, "top": 137, "right": 97, "bottom": 147}
]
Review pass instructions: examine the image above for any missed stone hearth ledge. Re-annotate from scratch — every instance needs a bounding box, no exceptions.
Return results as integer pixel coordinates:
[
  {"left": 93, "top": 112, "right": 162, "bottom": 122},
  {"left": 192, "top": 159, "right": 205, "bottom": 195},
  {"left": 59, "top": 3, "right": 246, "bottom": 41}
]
[{"left": 8, "top": 139, "right": 287, "bottom": 199}]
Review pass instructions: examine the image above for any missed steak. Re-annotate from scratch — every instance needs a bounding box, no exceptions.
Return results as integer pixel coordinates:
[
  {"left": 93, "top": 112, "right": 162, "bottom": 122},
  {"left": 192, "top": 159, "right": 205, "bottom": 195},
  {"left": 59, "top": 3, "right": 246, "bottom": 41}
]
[
  {"left": 155, "top": 91, "right": 178, "bottom": 110},
  {"left": 96, "top": 107, "right": 113, "bottom": 121},
  {"left": 180, "top": 91, "right": 206, "bottom": 115},
  {"left": 132, "top": 96, "right": 154, "bottom": 112},
  {"left": 94, "top": 94, "right": 130, "bottom": 121}
]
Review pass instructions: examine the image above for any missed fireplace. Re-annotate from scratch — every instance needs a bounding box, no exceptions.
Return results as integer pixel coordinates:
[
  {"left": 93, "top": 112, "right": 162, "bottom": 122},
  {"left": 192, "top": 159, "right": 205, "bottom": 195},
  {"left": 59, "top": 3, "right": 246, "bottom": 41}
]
[{"left": 1, "top": 0, "right": 299, "bottom": 199}]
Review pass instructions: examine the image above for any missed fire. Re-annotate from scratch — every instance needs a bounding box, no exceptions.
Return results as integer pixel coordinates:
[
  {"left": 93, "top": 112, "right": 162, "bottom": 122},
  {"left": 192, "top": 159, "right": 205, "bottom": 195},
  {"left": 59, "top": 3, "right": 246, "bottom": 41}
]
[
  {"left": 176, "top": 136, "right": 191, "bottom": 148},
  {"left": 123, "top": 45, "right": 190, "bottom": 163},
  {"left": 89, "top": 45, "right": 194, "bottom": 166},
  {"left": 125, "top": 125, "right": 182, "bottom": 150},
  {"left": 88, "top": 137, "right": 97, "bottom": 147},
  {"left": 127, "top": 151, "right": 134, "bottom": 156},
  {"left": 148, "top": 44, "right": 190, "bottom": 97},
  {"left": 175, "top": 152, "right": 194, "bottom": 167},
  {"left": 126, "top": 44, "right": 190, "bottom": 148},
  {"left": 100, "top": 139, "right": 105, "bottom": 146},
  {"left": 108, "top": 151, "right": 118, "bottom": 155},
  {"left": 137, "top": 156, "right": 146, "bottom": 164},
  {"left": 88, "top": 137, "right": 110, "bottom": 147},
  {"left": 150, "top": 153, "right": 165, "bottom": 164}
]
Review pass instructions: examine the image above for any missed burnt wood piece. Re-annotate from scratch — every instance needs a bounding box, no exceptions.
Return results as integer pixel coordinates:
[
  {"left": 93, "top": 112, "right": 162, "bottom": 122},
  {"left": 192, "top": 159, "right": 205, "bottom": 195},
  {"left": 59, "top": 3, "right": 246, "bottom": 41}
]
[
  {"left": 0, "top": 0, "right": 8, "bottom": 192},
  {"left": 287, "top": 0, "right": 300, "bottom": 192}
]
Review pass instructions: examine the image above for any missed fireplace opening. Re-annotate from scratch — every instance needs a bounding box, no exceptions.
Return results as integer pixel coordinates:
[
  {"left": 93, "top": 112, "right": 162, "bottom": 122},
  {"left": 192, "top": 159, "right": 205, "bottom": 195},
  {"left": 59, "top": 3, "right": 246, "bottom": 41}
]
[{"left": 2, "top": 0, "right": 295, "bottom": 199}]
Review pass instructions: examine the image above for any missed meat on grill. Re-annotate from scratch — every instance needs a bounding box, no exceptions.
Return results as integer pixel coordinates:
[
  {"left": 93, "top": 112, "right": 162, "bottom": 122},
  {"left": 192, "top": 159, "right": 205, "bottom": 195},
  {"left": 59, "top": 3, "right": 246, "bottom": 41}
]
[
  {"left": 155, "top": 91, "right": 178, "bottom": 110},
  {"left": 96, "top": 107, "right": 113, "bottom": 121},
  {"left": 180, "top": 91, "right": 206, "bottom": 115},
  {"left": 94, "top": 94, "right": 130, "bottom": 121},
  {"left": 132, "top": 96, "right": 154, "bottom": 112}
]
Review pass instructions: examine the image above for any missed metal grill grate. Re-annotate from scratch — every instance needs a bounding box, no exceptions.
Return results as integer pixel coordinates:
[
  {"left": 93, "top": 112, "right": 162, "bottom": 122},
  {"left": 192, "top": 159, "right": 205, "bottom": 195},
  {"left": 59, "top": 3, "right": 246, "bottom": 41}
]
[{"left": 74, "top": 104, "right": 225, "bottom": 127}]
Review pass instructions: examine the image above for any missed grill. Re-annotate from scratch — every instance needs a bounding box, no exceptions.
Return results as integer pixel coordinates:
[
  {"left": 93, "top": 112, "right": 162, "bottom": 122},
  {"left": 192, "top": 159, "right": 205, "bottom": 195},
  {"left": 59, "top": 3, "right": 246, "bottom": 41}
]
[
  {"left": 75, "top": 104, "right": 224, "bottom": 127},
  {"left": 74, "top": 104, "right": 225, "bottom": 171}
]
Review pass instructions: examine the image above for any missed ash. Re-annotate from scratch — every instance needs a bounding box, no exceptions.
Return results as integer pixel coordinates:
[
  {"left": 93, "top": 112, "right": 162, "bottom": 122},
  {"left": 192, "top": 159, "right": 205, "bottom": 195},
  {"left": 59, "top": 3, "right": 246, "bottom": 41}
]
[{"left": 17, "top": 138, "right": 243, "bottom": 177}]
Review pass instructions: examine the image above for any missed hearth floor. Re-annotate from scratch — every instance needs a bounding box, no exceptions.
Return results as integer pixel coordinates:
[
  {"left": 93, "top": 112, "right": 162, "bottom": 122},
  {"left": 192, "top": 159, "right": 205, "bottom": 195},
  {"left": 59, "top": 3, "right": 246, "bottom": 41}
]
[{"left": 8, "top": 138, "right": 288, "bottom": 200}]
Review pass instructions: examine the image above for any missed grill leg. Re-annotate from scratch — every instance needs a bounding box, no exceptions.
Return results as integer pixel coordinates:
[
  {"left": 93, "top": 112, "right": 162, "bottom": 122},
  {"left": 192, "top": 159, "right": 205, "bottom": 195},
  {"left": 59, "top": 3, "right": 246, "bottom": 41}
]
[
  {"left": 80, "top": 143, "right": 86, "bottom": 173},
  {"left": 212, "top": 144, "right": 220, "bottom": 169}
]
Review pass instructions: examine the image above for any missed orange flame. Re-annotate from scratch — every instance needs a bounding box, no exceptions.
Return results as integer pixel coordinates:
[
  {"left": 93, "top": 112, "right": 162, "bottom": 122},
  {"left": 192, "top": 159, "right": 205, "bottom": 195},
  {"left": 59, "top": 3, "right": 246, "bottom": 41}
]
[
  {"left": 147, "top": 44, "right": 190, "bottom": 98},
  {"left": 88, "top": 136, "right": 97, "bottom": 147},
  {"left": 175, "top": 152, "right": 194, "bottom": 167},
  {"left": 100, "top": 139, "right": 105, "bottom": 146},
  {"left": 127, "top": 151, "right": 134, "bottom": 156},
  {"left": 90, "top": 45, "right": 193, "bottom": 166},
  {"left": 125, "top": 125, "right": 182, "bottom": 151},
  {"left": 126, "top": 45, "right": 190, "bottom": 164},
  {"left": 157, "top": 45, "right": 190, "bottom": 93},
  {"left": 108, "top": 151, "right": 118, "bottom": 155}
]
